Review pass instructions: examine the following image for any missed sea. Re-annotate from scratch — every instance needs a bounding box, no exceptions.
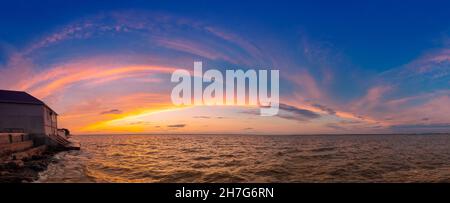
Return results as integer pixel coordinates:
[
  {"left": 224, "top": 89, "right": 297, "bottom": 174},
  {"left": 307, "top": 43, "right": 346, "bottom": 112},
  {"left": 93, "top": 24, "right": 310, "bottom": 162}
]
[{"left": 36, "top": 134, "right": 450, "bottom": 183}]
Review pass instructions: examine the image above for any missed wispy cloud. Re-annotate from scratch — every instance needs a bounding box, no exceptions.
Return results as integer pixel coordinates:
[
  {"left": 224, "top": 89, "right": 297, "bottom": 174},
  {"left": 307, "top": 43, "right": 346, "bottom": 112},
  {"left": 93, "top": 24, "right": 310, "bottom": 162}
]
[
  {"left": 240, "top": 103, "right": 320, "bottom": 122},
  {"left": 193, "top": 116, "right": 211, "bottom": 119},
  {"left": 310, "top": 103, "right": 336, "bottom": 115},
  {"left": 167, "top": 124, "right": 186, "bottom": 128},
  {"left": 390, "top": 123, "right": 450, "bottom": 132},
  {"left": 23, "top": 62, "right": 178, "bottom": 99},
  {"left": 278, "top": 103, "right": 321, "bottom": 120},
  {"left": 100, "top": 109, "right": 122, "bottom": 115}
]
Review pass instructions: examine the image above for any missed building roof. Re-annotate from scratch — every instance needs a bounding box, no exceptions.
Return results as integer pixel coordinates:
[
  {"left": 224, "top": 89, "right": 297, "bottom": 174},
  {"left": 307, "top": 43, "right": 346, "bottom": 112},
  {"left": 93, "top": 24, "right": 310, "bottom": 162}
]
[
  {"left": 0, "top": 90, "right": 57, "bottom": 114},
  {"left": 0, "top": 90, "right": 45, "bottom": 105}
]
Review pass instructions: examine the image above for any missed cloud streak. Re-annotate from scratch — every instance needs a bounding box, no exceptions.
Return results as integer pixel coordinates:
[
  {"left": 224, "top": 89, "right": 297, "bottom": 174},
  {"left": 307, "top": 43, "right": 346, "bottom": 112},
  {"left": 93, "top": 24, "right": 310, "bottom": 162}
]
[
  {"left": 240, "top": 103, "right": 320, "bottom": 122},
  {"left": 100, "top": 109, "right": 122, "bottom": 115},
  {"left": 167, "top": 124, "right": 186, "bottom": 128}
]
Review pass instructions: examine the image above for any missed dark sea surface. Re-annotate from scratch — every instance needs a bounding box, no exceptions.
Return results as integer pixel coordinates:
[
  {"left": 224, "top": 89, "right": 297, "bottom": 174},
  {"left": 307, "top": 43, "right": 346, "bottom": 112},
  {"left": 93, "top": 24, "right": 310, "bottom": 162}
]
[{"left": 36, "top": 134, "right": 450, "bottom": 182}]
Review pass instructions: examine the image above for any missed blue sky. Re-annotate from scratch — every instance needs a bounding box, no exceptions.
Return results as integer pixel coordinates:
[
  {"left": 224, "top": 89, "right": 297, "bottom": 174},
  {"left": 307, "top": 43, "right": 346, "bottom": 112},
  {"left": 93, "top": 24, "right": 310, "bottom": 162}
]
[
  {"left": 0, "top": 0, "right": 449, "bottom": 134},
  {"left": 2, "top": 0, "right": 449, "bottom": 68}
]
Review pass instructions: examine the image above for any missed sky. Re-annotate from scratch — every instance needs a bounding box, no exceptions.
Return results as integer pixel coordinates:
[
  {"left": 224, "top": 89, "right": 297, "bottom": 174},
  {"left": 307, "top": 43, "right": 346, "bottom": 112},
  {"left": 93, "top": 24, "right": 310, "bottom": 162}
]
[{"left": 0, "top": 0, "right": 449, "bottom": 134}]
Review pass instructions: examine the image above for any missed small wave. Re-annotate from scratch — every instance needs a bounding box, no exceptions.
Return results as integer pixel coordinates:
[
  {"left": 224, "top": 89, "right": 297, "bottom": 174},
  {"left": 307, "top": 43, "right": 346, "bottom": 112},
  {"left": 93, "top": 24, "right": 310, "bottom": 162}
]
[
  {"left": 222, "top": 159, "right": 242, "bottom": 167},
  {"left": 192, "top": 156, "right": 212, "bottom": 161},
  {"left": 180, "top": 148, "right": 202, "bottom": 153},
  {"left": 202, "top": 172, "right": 246, "bottom": 182},
  {"left": 310, "top": 146, "right": 337, "bottom": 152},
  {"left": 218, "top": 154, "right": 235, "bottom": 158},
  {"left": 254, "top": 168, "right": 293, "bottom": 179},
  {"left": 191, "top": 163, "right": 209, "bottom": 169},
  {"left": 158, "top": 170, "right": 204, "bottom": 182}
]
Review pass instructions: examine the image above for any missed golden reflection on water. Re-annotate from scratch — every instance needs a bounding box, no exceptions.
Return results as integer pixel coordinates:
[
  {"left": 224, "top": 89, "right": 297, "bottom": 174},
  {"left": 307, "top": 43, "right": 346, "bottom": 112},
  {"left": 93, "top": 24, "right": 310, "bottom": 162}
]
[{"left": 37, "top": 134, "right": 450, "bottom": 183}]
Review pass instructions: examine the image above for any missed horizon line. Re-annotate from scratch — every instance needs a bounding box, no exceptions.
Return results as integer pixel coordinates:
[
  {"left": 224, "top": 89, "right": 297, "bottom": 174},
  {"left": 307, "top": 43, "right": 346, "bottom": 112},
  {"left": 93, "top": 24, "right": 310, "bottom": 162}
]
[{"left": 72, "top": 132, "right": 450, "bottom": 136}]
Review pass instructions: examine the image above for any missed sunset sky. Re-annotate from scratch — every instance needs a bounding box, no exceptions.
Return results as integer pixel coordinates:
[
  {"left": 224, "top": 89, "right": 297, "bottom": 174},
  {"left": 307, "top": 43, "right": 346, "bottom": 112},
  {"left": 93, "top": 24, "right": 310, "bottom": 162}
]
[{"left": 1, "top": 0, "right": 449, "bottom": 134}]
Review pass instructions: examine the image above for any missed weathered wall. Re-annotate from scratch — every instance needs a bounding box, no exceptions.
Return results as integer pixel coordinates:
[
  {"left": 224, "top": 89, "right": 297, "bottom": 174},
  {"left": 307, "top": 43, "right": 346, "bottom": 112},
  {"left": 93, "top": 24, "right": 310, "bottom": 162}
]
[
  {"left": 43, "top": 106, "right": 57, "bottom": 136},
  {"left": 0, "top": 133, "right": 30, "bottom": 144},
  {"left": 0, "top": 103, "right": 45, "bottom": 135}
]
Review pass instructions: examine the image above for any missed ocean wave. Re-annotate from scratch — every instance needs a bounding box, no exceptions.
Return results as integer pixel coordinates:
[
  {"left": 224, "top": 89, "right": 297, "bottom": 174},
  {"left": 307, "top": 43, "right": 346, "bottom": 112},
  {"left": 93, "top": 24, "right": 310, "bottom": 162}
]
[{"left": 36, "top": 134, "right": 450, "bottom": 182}]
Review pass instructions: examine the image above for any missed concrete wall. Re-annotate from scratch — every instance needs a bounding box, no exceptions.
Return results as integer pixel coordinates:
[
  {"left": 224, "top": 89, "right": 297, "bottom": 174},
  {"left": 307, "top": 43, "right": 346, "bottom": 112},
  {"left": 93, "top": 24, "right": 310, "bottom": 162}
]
[
  {"left": 43, "top": 106, "right": 58, "bottom": 136},
  {"left": 0, "top": 103, "right": 45, "bottom": 135},
  {"left": 0, "top": 103, "right": 60, "bottom": 146},
  {"left": 0, "top": 133, "right": 30, "bottom": 144}
]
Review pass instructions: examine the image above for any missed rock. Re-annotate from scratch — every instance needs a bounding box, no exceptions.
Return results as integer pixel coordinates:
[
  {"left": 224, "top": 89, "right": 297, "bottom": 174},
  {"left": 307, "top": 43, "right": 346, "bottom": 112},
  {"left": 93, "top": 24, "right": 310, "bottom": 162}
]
[
  {"left": 0, "top": 149, "right": 58, "bottom": 182},
  {"left": 28, "top": 162, "right": 46, "bottom": 171},
  {"left": 2, "top": 160, "right": 24, "bottom": 169}
]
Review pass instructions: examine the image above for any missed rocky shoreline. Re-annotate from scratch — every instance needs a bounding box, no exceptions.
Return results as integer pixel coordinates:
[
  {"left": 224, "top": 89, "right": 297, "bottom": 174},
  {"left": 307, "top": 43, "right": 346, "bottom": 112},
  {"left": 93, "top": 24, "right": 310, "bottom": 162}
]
[{"left": 0, "top": 149, "right": 61, "bottom": 183}]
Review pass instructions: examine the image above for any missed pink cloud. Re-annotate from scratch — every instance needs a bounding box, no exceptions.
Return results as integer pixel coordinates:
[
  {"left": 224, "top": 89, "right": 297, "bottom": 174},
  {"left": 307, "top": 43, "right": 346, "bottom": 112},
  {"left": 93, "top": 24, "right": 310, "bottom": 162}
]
[
  {"left": 352, "top": 85, "right": 392, "bottom": 110},
  {"left": 0, "top": 54, "right": 35, "bottom": 89},
  {"left": 286, "top": 70, "right": 324, "bottom": 100},
  {"left": 26, "top": 64, "right": 177, "bottom": 99},
  {"left": 205, "top": 26, "right": 266, "bottom": 62}
]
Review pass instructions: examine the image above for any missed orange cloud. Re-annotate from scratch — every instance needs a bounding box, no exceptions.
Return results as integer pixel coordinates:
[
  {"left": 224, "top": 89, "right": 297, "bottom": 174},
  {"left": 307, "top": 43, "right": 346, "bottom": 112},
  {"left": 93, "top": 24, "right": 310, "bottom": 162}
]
[
  {"left": 22, "top": 64, "right": 178, "bottom": 99},
  {"left": 59, "top": 92, "right": 175, "bottom": 133}
]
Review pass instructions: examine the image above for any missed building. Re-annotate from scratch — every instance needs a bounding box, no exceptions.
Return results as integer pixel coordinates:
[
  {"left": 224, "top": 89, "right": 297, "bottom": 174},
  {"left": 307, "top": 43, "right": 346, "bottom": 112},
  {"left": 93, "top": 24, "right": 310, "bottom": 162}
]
[{"left": 0, "top": 90, "right": 59, "bottom": 145}]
